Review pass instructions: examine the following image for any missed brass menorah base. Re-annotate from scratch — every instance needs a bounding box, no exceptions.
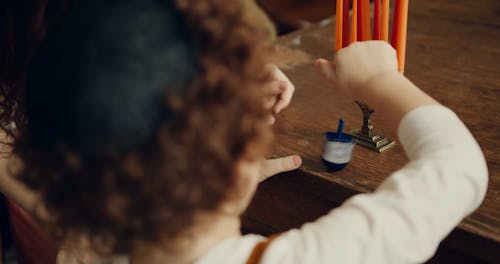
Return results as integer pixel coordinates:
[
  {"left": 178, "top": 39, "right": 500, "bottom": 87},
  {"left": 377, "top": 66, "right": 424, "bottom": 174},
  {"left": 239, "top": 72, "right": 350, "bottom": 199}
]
[
  {"left": 349, "top": 101, "right": 395, "bottom": 153},
  {"left": 350, "top": 129, "right": 395, "bottom": 152}
]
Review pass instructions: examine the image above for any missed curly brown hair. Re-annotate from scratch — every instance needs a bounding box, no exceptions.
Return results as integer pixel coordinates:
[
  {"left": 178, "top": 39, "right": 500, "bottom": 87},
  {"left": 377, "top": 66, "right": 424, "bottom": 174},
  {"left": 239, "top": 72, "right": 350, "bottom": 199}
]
[{"left": 12, "top": 0, "right": 273, "bottom": 255}]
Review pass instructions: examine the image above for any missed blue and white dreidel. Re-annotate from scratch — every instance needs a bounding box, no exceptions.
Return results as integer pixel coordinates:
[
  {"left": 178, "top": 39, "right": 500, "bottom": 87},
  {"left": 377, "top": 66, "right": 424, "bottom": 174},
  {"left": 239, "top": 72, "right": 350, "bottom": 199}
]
[{"left": 322, "top": 118, "right": 355, "bottom": 171}]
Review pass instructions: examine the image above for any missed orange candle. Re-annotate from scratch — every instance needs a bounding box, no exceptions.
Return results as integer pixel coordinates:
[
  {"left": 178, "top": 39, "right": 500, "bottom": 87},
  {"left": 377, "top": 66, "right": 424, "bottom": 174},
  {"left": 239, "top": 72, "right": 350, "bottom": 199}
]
[
  {"left": 396, "top": 0, "right": 409, "bottom": 73},
  {"left": 335, "top": 0, "right": 343, "bottom": 52},
  {"left": 350, "top": 0, "right": 357, "bottom": 43},
  {"left": 381, "top": 0, "right": 390, "bottom": 41},
  {"left": 357, "top": 0, "right": 363, "bottom": 40},
  {"left": 390, "top": 0, "right": 400, "bottom": 49},
  {"left": 342, "top": 0, "right": 350, "bottom": 47},
  {"left": 373, "top": 0, "right": 381, "bottom": 40},
  {"left": 362, "top": 0, "right": 371, "bottom": 40}
]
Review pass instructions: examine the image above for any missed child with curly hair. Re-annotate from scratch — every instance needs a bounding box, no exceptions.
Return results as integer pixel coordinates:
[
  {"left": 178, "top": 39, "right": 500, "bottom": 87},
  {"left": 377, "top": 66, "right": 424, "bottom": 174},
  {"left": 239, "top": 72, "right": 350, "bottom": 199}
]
[
  {"left": 9, "top": 0, "right": 488, "bottom": 263},
  {"left": 9, "top": 0, "right": 297, "bottom": 262}
]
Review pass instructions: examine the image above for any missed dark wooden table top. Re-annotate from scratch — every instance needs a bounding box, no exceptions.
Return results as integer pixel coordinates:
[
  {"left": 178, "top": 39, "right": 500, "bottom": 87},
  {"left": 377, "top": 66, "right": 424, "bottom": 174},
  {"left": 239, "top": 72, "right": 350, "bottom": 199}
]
[{"left": 243, "top": 0, "right": 500, "bottom": 262}]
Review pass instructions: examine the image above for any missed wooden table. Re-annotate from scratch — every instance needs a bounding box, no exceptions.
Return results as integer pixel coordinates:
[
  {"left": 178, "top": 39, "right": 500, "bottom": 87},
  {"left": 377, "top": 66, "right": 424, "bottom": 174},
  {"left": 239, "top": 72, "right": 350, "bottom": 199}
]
[{"left": 243, "top": 1, "right": 500, "bottom": 262}]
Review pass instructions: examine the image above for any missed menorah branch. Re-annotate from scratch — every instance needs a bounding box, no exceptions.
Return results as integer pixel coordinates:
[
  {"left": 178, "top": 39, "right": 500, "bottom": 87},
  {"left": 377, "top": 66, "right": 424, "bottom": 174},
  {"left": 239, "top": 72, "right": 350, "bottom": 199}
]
[{"left": 349, "top": 101, "right": 395, "bottom": 152}]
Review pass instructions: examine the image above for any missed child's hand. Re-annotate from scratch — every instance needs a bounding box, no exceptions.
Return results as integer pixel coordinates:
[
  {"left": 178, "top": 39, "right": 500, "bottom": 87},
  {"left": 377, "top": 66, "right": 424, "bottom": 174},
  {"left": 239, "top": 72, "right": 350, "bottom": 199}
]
[
  {"left": 265, "top": 64, "right": 295, "bottom": 116},
  {"left": 315, "top": 41, "right": 398, "bottom": 100},
  {"left": 259, "top": 155, "right": 302, "bottom": 182}
]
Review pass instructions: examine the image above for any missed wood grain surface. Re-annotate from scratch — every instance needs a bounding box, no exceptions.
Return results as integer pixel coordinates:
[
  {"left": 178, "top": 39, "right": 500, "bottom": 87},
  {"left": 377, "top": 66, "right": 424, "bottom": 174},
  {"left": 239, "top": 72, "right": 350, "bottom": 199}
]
[{"left": 243, "top": 0, "right": 500, "bottom": 262}]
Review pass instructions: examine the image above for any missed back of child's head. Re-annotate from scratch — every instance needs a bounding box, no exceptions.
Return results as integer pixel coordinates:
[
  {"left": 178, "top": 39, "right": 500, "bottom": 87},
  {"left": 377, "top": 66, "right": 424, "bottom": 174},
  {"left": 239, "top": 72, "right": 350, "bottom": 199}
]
[{"left": 14, "top": 0, "right": 272, "bottom": 254}]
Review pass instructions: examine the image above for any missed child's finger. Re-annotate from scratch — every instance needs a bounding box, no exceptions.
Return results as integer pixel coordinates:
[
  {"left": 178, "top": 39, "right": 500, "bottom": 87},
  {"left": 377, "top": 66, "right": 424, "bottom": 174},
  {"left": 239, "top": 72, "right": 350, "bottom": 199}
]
[
  {"left": 315, "top": 58, "right": 337, "bottom": 83},
  {"left": 262, "top": 81, "right": 281, "bottom": 111},
  {"left": 263, "top": 80, "right": 282, "bottom": 109},
  {"left": 264, "top": 95, "right": 277, "bottom": 110},
  {"left": 267, "top": 115, "right": 276, "bottom": 125},
  {"left": 273, "top": 81, "right": 295, "bottom": 114},
  {"left": 259, "top": 155, "right": 302, "bottom": 182},
  {"left": 265, "top": 80, "right": 282, "bottom": 97}
]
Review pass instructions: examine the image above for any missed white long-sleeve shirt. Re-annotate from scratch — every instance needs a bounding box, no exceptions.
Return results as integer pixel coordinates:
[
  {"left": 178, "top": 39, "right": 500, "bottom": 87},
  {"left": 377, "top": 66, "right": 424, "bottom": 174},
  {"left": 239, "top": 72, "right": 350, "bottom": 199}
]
[{"left": 196, "top": 105, "right": 489, "bottom": 264}]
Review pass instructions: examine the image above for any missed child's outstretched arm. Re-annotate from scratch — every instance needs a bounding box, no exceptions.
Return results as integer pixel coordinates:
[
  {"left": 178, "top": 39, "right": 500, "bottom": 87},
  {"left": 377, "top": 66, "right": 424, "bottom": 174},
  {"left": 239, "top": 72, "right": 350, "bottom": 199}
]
[
  {"left": 258, "top": 41, "right": 488, "bottom": 263},
  {"left": 316, "top": 41, "right": 438, "bottom": 129}
]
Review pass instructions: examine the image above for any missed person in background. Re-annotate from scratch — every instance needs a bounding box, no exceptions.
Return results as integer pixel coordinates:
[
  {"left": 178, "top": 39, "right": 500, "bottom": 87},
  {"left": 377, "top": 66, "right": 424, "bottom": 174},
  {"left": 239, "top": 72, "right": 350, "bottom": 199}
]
[{"left": 1, "top": 2, "right": 77, "bottom": 261}]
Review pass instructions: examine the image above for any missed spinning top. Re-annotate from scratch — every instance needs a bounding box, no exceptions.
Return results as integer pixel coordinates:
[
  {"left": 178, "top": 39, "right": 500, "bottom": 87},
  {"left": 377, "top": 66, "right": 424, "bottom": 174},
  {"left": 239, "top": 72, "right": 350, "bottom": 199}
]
[{"left": 322, "top": 118, "right": 355, "bottom": 171}]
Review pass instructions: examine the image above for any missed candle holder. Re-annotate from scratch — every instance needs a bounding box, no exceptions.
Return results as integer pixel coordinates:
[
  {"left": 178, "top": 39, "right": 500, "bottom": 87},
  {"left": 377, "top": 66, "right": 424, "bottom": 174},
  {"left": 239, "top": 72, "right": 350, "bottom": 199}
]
[{"left": 349, "top": 100, "right": 395, "bottom": 152}]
